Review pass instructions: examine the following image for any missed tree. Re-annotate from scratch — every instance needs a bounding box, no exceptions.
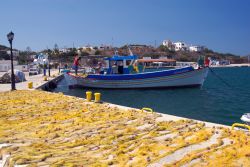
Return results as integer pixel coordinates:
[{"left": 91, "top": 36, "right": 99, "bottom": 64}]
[
  {"left": 18, "top": 51, "right": 33, "bottom": 65},
  {"left": 26, "top": 46, "right": 32, "bottom": 53},
  {"left": 95, "top": 50, "right": 101, "bottom": 55},
  {"left": 0, "top": 51, "right": 10, "bottom": 60},
  {"left": 81, "top": 51, "right": 89, "bottom": 57},
  {"left": 54, "top": 44, "right": 59, "bottom": 55},
  {"left": 158, "top": 45, "right": 170, "bottom": 52}
]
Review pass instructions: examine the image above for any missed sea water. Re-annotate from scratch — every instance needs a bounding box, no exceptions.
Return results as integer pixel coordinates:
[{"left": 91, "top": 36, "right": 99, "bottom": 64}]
[{"left": 53, "top": 67, "right": 250, "bottom": 126}]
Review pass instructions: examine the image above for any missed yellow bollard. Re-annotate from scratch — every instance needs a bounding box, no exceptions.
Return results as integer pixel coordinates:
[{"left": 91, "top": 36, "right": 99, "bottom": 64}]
[
  {"left": 86, "top": 91, "right": 92, "bottom": 102},
  {"left": 28, "top": 82, "right": 33, "bottom": 89},
  {"left": 44, "top": 76, "right": 48, "bottom": 81},
  {"left": 94, "top": 93, "right": 101, "bottom": 103}
]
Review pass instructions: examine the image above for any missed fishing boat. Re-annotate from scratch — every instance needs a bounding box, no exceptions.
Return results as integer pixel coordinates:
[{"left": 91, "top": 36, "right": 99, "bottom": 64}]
[{"left": 64, "top": 55, "right": 208, "bottom": 89}]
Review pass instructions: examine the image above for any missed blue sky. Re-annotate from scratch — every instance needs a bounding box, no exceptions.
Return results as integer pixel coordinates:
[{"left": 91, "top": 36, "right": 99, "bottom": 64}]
[{"left": 0, "top": 0, "right": 250, "bottom": 55}]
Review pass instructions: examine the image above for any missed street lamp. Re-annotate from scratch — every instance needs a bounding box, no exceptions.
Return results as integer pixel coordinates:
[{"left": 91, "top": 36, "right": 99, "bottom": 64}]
[
  {"left": 47, "top": 54, "right": 50, "bottom": 77},
  {"left": 7, "top": 31, "right": 16, "bottom": 90}
]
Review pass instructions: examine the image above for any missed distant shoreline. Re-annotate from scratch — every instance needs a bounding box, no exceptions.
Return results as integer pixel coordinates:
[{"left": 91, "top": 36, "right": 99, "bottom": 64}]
[{"left": 211, "top": 63, "right": 250, "bottom": 68}]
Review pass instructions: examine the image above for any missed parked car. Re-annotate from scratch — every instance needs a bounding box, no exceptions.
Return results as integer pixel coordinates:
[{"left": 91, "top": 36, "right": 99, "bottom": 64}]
[{"left": 29, "top": 68, "right": 39, "bottom": 76}]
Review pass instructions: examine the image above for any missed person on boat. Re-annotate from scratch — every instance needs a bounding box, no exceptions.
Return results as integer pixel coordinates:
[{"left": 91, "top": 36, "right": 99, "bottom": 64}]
[
  {"left": 112, "top": 62, "right": 118, "bottom": 74},
  {"left": 137, "top": 62, "right": 145, "bottom": 73},
  {"left": 96, "top": 62, "right": 104, "bottom": 74},
  {"left": 133, "top": 60, "right": 139, "bottom": 73},
  {"left": 204, "top": 57, "right": 210, "bottom": 67},
  {"left": 197, "top": 56, "right": 204, "bottom": 68},
  {"left": 73, "top": 55, "right": 81, "bottom": 75},
  {"left": 118, "top": 61, "right": 124, "bottom": 74}
]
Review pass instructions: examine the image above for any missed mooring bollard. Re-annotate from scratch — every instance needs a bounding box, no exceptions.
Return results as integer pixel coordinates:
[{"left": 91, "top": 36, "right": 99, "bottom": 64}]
[
  {"left": 28, "top": 82, "right": 33, "bottom": 89},
  {"left": 44, "top": 76, "right": 48, "bottom": 81},
  {"left": 94, "top": 93, "right": 101, "bottom": 103},
  {"left": 86, "top": 91, "right": 92, "bottom": 102}
]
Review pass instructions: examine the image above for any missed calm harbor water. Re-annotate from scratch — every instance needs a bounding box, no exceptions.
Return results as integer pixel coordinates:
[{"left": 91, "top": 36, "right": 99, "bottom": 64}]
[{"left": 53, "top": 67, "right": 250, "bottom": 126}]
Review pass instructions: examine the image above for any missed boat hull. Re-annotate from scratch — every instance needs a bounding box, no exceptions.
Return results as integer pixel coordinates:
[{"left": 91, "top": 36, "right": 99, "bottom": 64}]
[{"left": 64, "top": 67, "right": 208, "bottom": 89}]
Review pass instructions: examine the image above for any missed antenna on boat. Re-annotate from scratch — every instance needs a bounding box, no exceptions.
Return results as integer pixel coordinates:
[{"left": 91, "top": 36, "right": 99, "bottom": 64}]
[{"left": 127, "top": 45, "right": 133, "bottom": 56}]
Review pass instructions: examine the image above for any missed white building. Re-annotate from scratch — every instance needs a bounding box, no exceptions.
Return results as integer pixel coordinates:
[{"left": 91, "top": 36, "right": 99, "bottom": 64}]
[
  {"left": 7, "top": 50, "right": 19, "bottom": 57},
  {"left": 0, "top": 60, "right": 18, "bottom": 72},
  {"left": 78, "top": 46, "right": 96, "bottom": 54},
  {"left": 99, "top": 44, "right": 112, "bottom": 50},
  {"left": 189, "top": 45, "right": 205, "bottom": 52},
  {"left": 162, "top": 40, "right": 172, "bottom": 47},
  {"left": 33, "top": 53, "right": 48, "bottom": 65},
  {"left": 59, "top": 48, "right": 71, "bottom": 53},
  {"left": 173, "top": 42, "right": 188, "bottom": 51},
  {"left": 162, "top": 39, "right": 206, "bottom": 52},
  {"left": 162, "top": 40, "right": 175, "bottom": 50}
]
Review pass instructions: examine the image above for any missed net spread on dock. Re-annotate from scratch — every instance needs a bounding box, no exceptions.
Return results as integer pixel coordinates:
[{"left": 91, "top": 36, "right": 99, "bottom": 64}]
[{"left": 0, "top": 90, "right": 250, "bottom": 166}]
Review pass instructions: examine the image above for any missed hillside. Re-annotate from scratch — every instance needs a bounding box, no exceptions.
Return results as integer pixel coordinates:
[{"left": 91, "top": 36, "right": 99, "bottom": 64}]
[
  {"left": 106, "top": 45, "right": 248, "bottom": 64},
  {"left": 0, "top": 45, "right": 10, "bottom": 60},
  {"left": 0, "top": 44, "right": 9, "bottom": 51}
]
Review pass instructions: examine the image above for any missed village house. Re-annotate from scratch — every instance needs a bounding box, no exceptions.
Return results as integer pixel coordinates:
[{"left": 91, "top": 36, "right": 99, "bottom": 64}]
[
  {"left": 189, "top": 45, "right": 205, "bottom": 52},
  {"left": 173, "top": 42, "right": 188, "bottom": 51},
  {"left": 162, "top": 40, "right": 175, "bottom": 51},
  {"left": 163, "top": 39, "right": 206, "bottom": 52},
  {"left": 7, "top": 50, "right": 19, "bottom": 57},
  {"left": 0, "top": 60, "right": 18, "bottom": 72}
]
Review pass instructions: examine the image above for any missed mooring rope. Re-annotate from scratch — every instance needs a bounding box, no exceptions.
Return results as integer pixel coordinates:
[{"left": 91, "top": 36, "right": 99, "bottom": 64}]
[{"left": 208, "top": 67, "right": 232, "bottom": 88}]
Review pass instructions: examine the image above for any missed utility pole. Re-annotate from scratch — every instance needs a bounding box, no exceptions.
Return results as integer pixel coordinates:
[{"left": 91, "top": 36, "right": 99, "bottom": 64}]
[
  {"left": 112, "top": 37, "right": 114, "bottom": 47},
  {"left": 47, "top": 46, "right": 50, "bottom": 77}
]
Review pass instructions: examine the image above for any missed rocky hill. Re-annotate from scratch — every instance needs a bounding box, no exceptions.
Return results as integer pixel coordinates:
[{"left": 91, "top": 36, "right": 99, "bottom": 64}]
[
  {"left": 101, "top": 45, "right": 248, "bottom": 64},
  {"left": 0, "top": 45, "right": 10, "bottom": 60},
  {"left": 0, "top": 44, "right": 9, "bottom": 51}
]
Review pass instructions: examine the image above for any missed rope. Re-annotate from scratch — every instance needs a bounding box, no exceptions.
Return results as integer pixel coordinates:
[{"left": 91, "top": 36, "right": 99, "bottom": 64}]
[{"left": 208, "top": 67, "right": 232, "bottom": 88}]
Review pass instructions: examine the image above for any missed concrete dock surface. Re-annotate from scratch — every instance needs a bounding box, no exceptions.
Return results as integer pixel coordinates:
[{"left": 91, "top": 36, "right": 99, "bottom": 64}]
[{"left": 0, "top": 70, "right": 60, "bottom": 92}]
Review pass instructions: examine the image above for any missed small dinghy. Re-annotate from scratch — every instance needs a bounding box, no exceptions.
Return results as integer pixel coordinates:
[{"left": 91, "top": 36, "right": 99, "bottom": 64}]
[
  {"left": 241, "top": 113, "right": 250, "bottom": 125},
  {"left": 232, "top": 113, "right": 250, "bottom": 131}
]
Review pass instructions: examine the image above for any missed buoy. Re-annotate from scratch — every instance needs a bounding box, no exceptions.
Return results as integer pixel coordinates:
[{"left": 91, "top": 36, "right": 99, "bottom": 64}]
[
  {"left": 86, "top": 91, "right": 92, "bottom": 102},
  {"left": 94, "top": 93, "right": 101, "bottom": 103},
  {"left": 28, "top": 82, "right": 33, "bottom": 89}
]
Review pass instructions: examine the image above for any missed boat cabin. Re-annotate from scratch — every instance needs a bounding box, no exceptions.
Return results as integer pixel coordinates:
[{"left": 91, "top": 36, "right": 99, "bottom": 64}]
[{"left": 104, "top": 55, "right": 138, "bottom": 74}]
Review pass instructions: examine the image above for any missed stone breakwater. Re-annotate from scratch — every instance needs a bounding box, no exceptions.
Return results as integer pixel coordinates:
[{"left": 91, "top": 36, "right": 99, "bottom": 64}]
[{"left": 0, "top": 90, "right": 250, "bottom": 167}]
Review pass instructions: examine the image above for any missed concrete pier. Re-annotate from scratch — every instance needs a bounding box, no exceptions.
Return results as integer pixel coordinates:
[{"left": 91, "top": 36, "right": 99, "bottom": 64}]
[{"left": 0, "top": 70, "right": 63, "bottom": 92}]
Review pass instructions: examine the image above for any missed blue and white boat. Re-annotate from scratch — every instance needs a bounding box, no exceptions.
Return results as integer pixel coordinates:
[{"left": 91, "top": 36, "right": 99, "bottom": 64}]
[{"left": 64, "top": 55, "right": 208, "bottom": 89}]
